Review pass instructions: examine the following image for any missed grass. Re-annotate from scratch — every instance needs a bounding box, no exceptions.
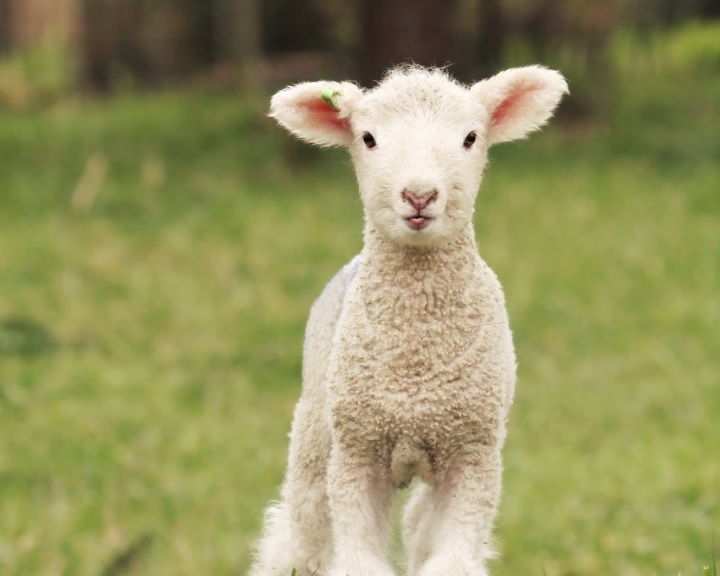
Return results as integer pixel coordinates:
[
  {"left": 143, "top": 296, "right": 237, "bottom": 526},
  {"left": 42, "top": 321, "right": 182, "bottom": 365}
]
[
  {"left": 704, "top": 541, "right": 718, "bottom": 576},
  {"left": 0, "top": 28, "right": 718, "bottom": 576}
]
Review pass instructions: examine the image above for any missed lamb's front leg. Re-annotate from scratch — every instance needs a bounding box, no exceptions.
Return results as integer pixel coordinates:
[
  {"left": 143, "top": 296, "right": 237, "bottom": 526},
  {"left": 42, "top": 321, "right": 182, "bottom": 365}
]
[
  {"left": 327, "top": 444, "right": 396, "bottom": 576},
  {"left": 412, "top": 445, "right": 503, "bottom": 576}
]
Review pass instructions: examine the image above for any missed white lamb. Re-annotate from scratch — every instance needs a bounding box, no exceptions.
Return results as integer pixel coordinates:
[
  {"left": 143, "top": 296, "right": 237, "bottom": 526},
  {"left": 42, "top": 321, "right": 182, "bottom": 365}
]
[{"left": 250, "top": 65, "right": 568, "bottom": 576}]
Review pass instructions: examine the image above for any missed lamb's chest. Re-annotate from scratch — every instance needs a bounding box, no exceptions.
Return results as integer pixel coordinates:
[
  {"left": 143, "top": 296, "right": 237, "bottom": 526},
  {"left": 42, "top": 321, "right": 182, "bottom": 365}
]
[{"left": 329, "top": 340, "right": 507, "bottom": 461}]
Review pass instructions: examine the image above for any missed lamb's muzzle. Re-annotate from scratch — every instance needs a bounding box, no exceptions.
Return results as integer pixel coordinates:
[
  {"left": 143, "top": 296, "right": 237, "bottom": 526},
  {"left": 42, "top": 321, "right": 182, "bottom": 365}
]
[{"left": 402, "top": 188, "right": 438, "bottom": 231}]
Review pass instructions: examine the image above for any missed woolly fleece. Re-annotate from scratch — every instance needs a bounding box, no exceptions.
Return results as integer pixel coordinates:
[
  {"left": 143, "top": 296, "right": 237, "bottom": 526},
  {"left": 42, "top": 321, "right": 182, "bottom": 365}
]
[{"left": 250, "top": 65, "right": 568, "bottom": 576}]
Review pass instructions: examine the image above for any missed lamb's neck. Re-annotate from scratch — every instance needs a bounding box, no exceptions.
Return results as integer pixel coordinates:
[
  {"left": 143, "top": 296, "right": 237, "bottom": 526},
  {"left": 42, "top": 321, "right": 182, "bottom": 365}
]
[
  {"left": 362, "top": 224, "right": 480, "bottom": 276},
  {"left": 357, "top": 224, "right": 482, "bottom": 323}
]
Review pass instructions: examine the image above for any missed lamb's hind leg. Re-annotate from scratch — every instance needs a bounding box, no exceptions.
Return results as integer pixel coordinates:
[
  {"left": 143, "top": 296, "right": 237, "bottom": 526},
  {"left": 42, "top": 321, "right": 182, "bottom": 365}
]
[
  {"left": 402, "top": 483, "right": 435, "bottom": 575},
  {"left": 409, "top": 445, "right": 502, "bottom": 576},
  {"left": 251, "top": 400, "right": 333, "bottom": 576}
]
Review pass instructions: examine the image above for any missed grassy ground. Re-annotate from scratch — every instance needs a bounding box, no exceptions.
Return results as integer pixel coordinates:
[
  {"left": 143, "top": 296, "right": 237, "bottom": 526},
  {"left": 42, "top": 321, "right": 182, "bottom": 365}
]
[{"left": 1, "top": 34, "right": 718, "bottom": 576}]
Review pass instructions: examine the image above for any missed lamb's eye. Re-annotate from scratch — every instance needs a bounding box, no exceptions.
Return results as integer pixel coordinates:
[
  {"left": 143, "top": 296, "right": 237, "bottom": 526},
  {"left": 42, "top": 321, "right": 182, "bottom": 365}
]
[
  {"left": 362, "top": 132, "right": 377, "bottom": 149},
  {"left": 463, "top": 131, "right": 477, "bottom": 149}
]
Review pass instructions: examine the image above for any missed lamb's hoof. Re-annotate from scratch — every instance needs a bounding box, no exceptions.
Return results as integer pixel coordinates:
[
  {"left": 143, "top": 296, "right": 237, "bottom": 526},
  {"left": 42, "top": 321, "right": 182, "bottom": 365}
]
[
  {"left": 328, "top": 558, "right": 396, "bottom": 576},
  {"left": 416, "top": 555, "right": 489, "bottom": 576}
]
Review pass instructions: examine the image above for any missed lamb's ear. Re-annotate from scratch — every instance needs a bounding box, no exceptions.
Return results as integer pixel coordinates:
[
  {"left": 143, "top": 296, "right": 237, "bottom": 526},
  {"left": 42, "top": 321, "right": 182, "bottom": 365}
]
[
  {"left": 269, "top": 81, "right": 363, "bottom": 147},
  {"left": 471, "top": 66, "right": 568, "bottom": 145}
]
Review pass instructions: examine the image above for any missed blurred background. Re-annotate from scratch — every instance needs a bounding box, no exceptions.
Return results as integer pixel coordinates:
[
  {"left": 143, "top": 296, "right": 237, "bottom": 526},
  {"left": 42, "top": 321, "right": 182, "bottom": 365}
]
[
  {"left": 0, "top": 2, "right": 718, "bottom": 576},
  {"left": 0, "top": 0, "right": 718, "bottom": 102}
]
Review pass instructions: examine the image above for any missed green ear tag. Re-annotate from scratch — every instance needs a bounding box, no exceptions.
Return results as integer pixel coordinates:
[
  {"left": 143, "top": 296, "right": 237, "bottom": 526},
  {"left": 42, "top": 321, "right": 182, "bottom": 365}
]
[{"left": 320, "top": 87, "right": 342, "bottom": 110}]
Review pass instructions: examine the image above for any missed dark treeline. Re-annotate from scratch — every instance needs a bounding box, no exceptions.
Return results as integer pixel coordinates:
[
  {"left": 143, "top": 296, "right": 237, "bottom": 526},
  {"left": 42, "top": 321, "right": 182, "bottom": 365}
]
[{"left": 0, "top": 0, "right": 718, "bottom": 92}]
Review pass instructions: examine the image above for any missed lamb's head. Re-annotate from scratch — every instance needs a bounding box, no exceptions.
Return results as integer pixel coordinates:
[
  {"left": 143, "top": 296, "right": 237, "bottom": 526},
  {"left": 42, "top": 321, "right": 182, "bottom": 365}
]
[{"left": 270, "top": 65, "right": 568, "bottom": 248}]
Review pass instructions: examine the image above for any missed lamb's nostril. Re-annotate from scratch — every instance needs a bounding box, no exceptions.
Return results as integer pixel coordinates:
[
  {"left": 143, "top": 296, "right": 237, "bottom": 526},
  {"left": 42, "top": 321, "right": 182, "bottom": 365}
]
[{"left": 402, "top": 189, "right": 438, "bottom": 211}]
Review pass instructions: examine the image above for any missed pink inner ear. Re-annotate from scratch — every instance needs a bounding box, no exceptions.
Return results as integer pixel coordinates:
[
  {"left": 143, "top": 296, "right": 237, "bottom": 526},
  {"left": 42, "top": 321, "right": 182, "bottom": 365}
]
[
  {"left": 491, "top": 83, "right": 540, "bottom": 126},
  {"left": 302, "top": 98, "right": 350, "bottom": 133}
]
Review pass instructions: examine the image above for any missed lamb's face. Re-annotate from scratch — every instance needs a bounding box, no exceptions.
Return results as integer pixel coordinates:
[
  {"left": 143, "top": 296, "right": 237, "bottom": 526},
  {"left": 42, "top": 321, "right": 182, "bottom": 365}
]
[
  {"left": 269, "top": 65, "right": 568, "bottom": 248},
  {"left": 348, "top": 73, "right": 490, "bottom": 248}
]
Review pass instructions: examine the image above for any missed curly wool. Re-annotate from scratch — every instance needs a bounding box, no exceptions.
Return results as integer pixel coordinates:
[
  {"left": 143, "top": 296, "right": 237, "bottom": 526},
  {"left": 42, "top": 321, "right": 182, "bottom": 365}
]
[{"left": 327, "top": 227, "right": 515, "bottom": 486}]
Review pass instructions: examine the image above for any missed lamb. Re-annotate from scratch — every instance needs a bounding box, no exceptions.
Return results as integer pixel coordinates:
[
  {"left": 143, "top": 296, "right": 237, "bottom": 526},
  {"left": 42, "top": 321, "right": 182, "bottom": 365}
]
[{"left": 249, "top": 65, "right": 568, "bottom": 576}]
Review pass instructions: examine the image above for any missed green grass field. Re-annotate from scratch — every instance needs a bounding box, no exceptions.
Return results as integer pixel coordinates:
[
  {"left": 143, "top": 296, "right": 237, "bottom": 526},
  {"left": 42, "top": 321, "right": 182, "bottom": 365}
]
[{"left": 1, "top": 32, "right": 718, "bottom": 576}]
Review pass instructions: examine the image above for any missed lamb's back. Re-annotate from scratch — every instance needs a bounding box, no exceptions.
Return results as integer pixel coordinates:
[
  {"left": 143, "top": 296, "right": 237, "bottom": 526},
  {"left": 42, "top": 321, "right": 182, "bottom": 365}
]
[{"left": 302, "top": 255, "right": 360, "bottom": 395}]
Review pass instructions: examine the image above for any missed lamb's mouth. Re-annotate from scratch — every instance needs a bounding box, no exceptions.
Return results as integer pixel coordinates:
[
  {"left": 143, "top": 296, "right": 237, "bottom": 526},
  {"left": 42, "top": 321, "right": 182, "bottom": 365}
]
[{"left": 406, "top": 215, "right": 432, "bottom": 230}]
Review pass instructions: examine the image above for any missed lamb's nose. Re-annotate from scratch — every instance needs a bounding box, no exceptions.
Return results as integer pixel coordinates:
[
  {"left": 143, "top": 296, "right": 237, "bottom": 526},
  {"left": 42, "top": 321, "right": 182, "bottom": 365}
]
[{"left": 402, "top": 189, "right": 438, "bottom": 211}]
